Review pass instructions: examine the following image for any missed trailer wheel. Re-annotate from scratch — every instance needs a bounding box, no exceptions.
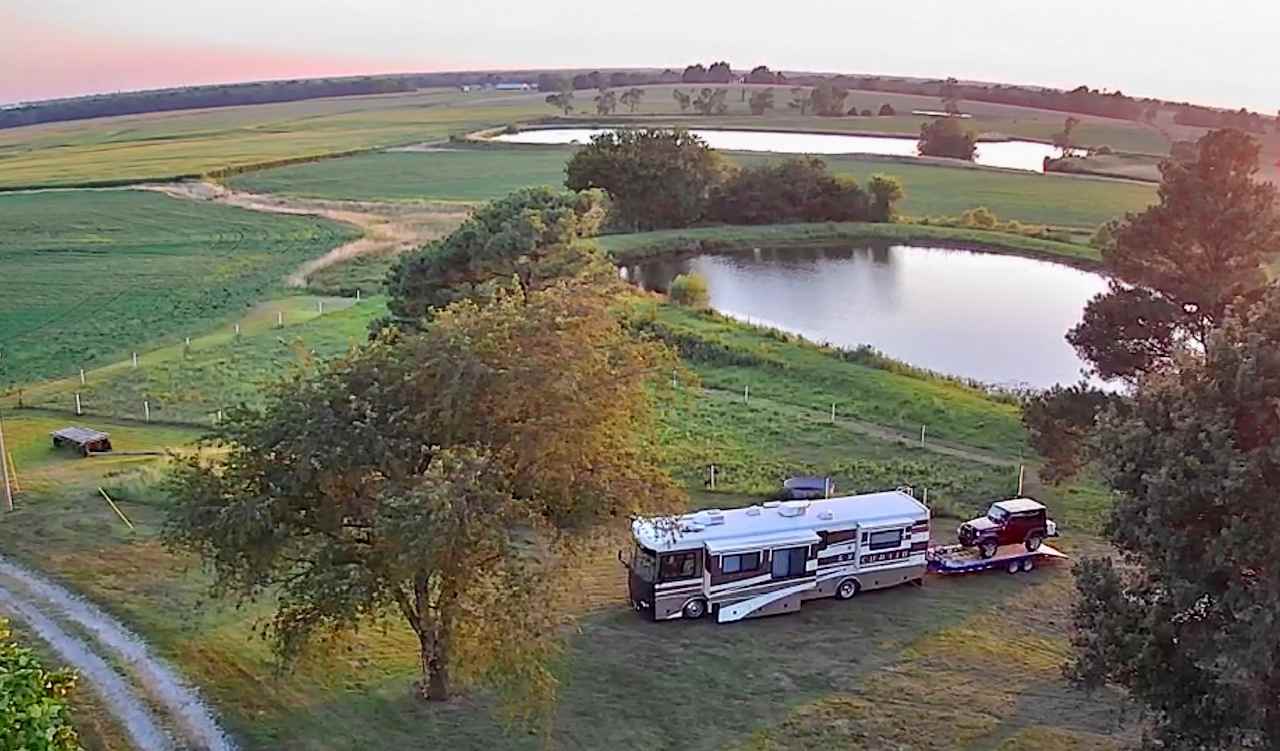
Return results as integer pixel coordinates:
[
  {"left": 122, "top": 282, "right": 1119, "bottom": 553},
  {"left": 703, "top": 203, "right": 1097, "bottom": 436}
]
[
  {"left": 1021, "top": 558, "right": 1035, "bottom": 572},
  {"left": 835, "top": 578, "right": 860, "bottom": 600},
  {"left": 682, "top": 598, "right": 707, "bottom": 620},
  {"left": 978, "top": 541, "right": 998, "bottom": 559},
  {"left": 1025, "top": 533, "right": 1044, "bottom": 552},
  {"left": 1006, "top": 560, "right": 1020, "bottom": 575}
]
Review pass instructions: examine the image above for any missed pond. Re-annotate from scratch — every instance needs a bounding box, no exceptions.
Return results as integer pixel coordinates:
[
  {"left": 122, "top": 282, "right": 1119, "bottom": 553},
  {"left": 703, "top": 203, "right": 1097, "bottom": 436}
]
[
  {"left": 626, "top": 244, "right": 1109, "bottom": 389},
  {"left": 493, "top": 127, "right": 1075, "bottom": 173}
]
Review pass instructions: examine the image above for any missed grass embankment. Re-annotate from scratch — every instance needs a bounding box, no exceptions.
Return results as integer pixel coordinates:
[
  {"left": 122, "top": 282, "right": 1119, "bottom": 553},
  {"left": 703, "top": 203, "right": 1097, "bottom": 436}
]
[
  {"left": 0, "top": 190, "right": 358, "bottom": 388},
  {"left": 230, "top": 143, "right": 1157, "bottom": 232},
  {"left": 0, "top": 303, "right": 1122, "bottom": 748},
  {"left": 599, "top": 221, "right": 1102, "bottom": 267},
  {"left": 0, "top": 89, "right": 550, "bottom": 189}
]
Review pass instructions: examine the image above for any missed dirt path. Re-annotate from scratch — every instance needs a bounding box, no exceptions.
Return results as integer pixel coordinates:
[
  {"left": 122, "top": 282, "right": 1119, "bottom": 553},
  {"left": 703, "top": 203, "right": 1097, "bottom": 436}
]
[
  {"left": 144, "top": 181, "right": 469, "bottom": 288},
  {"left": 0, "top": 555, "right": 237, "bottom": 751}
]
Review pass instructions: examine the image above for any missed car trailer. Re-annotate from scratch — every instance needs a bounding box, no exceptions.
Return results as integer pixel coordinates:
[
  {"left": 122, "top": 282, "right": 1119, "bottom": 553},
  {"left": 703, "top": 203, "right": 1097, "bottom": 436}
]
[
  {"left": 927, "top": 542, "right": 1068, "bottom": 576},
  {"left": 50, "top": 426, "right": 113, "bottom": 457}
]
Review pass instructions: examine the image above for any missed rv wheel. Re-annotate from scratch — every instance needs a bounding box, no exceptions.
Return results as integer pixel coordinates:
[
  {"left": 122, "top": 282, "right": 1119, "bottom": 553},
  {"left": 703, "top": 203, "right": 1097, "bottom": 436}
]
[
  {"left": 682, "top": 599, "right": 707, "bottom": 620},
  {"left": 835, "top": 578, "right": 860, "bottom": 601},
  {"left": 1025, "top": 533, "right": 1043, "bottom": 552}
]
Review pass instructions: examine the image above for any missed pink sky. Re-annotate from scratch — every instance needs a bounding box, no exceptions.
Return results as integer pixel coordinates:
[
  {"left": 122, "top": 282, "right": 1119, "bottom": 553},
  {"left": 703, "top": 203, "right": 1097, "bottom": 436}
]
[
  {"left": 0, "top": 11, "right": 422, "bottom": 103},
  {"left": 4, "top": 1, "right": 1277, "bottom": 111}
]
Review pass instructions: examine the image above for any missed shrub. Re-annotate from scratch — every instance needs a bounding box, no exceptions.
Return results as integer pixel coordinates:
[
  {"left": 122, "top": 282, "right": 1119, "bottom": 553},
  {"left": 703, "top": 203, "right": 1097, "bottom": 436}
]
[
  {"left": 959, "top": 206, "right": 998, "bottom": 229},
  {"left": 0, "top": 620, "right": 80, "bottom": 751},
  {"left": 878, "top": 103, "right": 897, "bottom": 116},
  {"left": 1093, "top": 145, "right": 1113, "bottom": 155},
  {"left": 860, "top": 109, "right": 873, "bottom": 117},
  {"left": 918, "top": 118, "right": 978, "bottom": 160},
  {"left": 707, "top": 157, "right": 896, "bottom": 224},
  {"left": 669, "top": 273, "right": 710, "bottom": 308}
]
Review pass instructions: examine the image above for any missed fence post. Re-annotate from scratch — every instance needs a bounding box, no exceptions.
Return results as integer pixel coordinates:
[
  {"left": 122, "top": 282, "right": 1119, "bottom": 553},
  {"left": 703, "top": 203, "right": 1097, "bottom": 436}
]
[
  {"left": 709, "top": 464, "right": 716, "bottom": 490},
  {"left": 924, "top": 487, "right": 929, "bottom": 506},
  {"left": 355, "top": 289, "right": 361, "bottom": 302},
  {"left": 0, "top": 414, "right": 13, "bottom": 512},
  {"left": 234, "top": 323, "right": 241, "bottom": 337},
  {"left": 744, "top": 385, "right": 749, "bottom": 404},
  {"left": 1018, "top": 464, "right": 1025, "bottom": 495},
  {"left": 132, "top": 352, "right": 138, "bottom": 368},
  {"left": 831, "top": 402, "right": 836, "bottom": 423},
  {"left": 920, "top": 425, "right": 926, "bottom": 448},
  {"left": 75, "top": 393, "right": 82, "bottom": 416},
  {"left": 143, "top": 400, "right": 150, "bottom": 423},
  {"left": 79, "top": 369, "right": 85, "bottom": 385},
  {"left": 318, "top": 300, "right": 324, "bottom": 314},
  {"left": 277, "top": 311, "right": 283, "bottom": 328}
]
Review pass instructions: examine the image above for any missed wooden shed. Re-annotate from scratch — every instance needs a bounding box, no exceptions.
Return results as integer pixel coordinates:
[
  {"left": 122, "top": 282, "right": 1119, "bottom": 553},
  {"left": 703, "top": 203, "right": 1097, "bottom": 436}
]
[{"left": 51, "top": 427, "right": 113, "bottom": 457}]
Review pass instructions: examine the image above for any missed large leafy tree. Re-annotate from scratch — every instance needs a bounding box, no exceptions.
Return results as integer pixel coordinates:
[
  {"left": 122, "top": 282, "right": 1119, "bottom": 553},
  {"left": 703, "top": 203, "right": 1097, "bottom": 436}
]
[
  {"left": 1069, "top": 286, "right": 1280, "bottom": 748},
  {"left": 619, "top": 87, "right": 645, "bottom": 113},
  {"left": 1068, "top": 129, "right": 1280, "bottom": 381},
  {"left": 386, "top": 186, "right": 608, "bottom": 322},
  {"left": 707, "top": 157, "right": 884, "bottom": 225},
  {"left": 0, "top": 620, "right": 80, "bottom": 751},
  {"left": 565, "top": 129, "right": 727, "bottom": 230},
  {"left": 748, "top": 88, "right": 775, "bottom": 116},
  {"left": 593, "top": 88, "right": 617, "bottom": 116},
  {"left": 810, "top": 80, "right": 849, "bottom": 117},
  {"left": 918, "top": 117, "right": 977, "bottom": 160},
  {"left": 166, "top": 275, "right": 684, "bottom": 709}
]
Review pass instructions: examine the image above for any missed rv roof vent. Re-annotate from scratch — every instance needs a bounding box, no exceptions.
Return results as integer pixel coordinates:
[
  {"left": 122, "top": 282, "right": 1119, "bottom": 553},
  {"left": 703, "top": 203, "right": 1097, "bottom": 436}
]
[
  {"left": 680, "top": 522, "right": 705, "bottom": 533},
  {"left": 777, "top": 501, "right": 809, "bottom": 518},
  {"left": 762, "top": 501, "right": 781, "bottom": 508},
  {"left": 745, "top": 506, "right": 763, "bottom": 516},
  {"left": 699, "top": 510, "right": 726, "bottom": 526},
  {"left": 817, "top": 510, "right": 834, "bottom": 521}
]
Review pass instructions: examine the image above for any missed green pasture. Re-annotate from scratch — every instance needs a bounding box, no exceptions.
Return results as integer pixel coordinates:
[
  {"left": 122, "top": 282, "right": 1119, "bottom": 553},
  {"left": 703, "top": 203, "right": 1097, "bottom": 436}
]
[{"left": 0, "top": 189, "right": 358, "bottom": 387}]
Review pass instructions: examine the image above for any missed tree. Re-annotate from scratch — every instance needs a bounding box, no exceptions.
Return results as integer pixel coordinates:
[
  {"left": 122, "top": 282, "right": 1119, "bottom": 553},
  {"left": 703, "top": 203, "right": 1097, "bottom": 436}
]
[
  {"left": 692, "top": 88, "right": 728, "bottom": 115},
  {"left": 672, "top": 89, "right": 692, "bottom": 113},
  {"left": 166, "top": 275, "right": 684, "bottom": 709},
  {"left": 1068, "top": 286, "right": 1280, "bottom": 748},
  {"left": 918, "top": 117, "right": 977, "bottom": 160},
  {"left": 878, "top": 103, "right": 896, "bottom": 116},
  {"left": 811, "top": 80, "right": 849, "bottom": 117},
  {"left": 386, "top": 187, "right": 608, "bottom": 322},
  {"left": 1021, "top": 382, "right": 1118, "bottom": 484},
  {"left": 0, "top": 619, "right": 80, "bottom": 751},
  {"left": 619, "top": 87, "right": 645, "bottom": 113},
  {"left": 707, "top": 157, "right": 887, "bottom": 225},
  {"left": 594, "top": 88, "right": 617, "bottom": 116},
  {"left": 788, "top": 87, "right": 813, "bottom": 116},
  {"left": 1053, "top": 116, "right": 1081, "bottom": 153},
  {"left": 535, "top": 73, "right": 569, "bottom": 92},
  {"left": 745, "top": 65, "right": 780, "bottom": 84},
  {"left": 748, "top": 88, "right": 775, "bottom": 116},
  {"left": 706, "top": 61, "right": 733, "bottom": 83},
  {"left": 940, "top": 76, "right": 962, "bottom": 113},
  {"left": 565, "top": 129, "right": 726, "bottom": 230},
  {"left": 682, "top": 64, "right": 708, "bottom": 83},
  {"left": 866, "top": 174, "right": 904, "bottom": 222},
  {"left": 1068, "top": 129, "right": 1280, "bottom": 381},
  {"left": 544, "top": 84, "right": 574, "bottom": 115}
]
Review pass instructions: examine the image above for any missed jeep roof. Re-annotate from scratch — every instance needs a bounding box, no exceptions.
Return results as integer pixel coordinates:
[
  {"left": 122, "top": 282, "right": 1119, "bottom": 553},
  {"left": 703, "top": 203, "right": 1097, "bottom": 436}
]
[{"left": 991, "top": 498, "right": 1046, "bottom": 514}]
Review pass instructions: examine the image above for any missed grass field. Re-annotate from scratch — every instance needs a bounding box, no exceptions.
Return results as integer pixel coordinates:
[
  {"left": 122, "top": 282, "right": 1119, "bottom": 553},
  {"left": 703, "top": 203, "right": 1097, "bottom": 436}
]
[
  {"left": 0, "top": 83, "right": 1176, "bottom": 191},
  {"left": 0, "top": 190, "right": 358, "bottom": 388},
  {"left": 0, "top": 89, "right": 551, "bottom": 189},
  {"left": 0, "top": 307, "right": 1126, "bottom": 748},
  {"left": 230, "top": 143, "right": 1157, "bottom": 230}
]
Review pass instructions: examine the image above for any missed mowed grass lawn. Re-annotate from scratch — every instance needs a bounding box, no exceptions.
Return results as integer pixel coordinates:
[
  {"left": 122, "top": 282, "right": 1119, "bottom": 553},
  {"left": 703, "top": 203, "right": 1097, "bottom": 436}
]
[
  {"left": 0, "top": 189, "right": 358, "bottom": 387},
  {"left": 232, "top": 143, "right": 1156, "bottom": 230},
  {"left": 0, "top": 352, "right": 1126, "bottom": 749},
  {"left": 0, "top": 88, "right": 550, "bottom": 189}
]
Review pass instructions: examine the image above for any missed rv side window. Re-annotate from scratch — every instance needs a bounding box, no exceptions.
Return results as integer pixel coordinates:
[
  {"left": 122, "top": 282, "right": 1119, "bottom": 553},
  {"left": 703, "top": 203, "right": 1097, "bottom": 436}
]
[
  {"left": 867, "top": 529, "right": 904, "bottom": 551},
  {"left": 770, "top": 546, "right": 808, "bottom": 579},
  {"left": 631, "top": 546, "right": 658, "bottom": 582},
  {"left": 659, "top": 552, "right": 698, "bottom": 580},
  {"left": 721, "top": 552, "right": 761, "bottom": 574}
]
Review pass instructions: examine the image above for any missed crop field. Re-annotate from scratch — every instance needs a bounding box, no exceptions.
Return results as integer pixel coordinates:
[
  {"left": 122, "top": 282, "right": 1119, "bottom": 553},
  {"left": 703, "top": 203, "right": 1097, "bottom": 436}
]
[
  {"left": 231, "top": 143, "right": 1157, "bottom": 230},
  {"left": 0, "top": 189, "right": 358, "bottom": 387},
  {"left": 0, "top": 89, "right": 550, "bottom": 189}
]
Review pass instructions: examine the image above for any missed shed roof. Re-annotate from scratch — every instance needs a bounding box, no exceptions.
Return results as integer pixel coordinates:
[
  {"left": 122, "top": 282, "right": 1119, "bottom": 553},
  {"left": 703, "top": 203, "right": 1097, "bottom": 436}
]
[{"left": 51, "top": 427, "right": 110, "bottom": 445}]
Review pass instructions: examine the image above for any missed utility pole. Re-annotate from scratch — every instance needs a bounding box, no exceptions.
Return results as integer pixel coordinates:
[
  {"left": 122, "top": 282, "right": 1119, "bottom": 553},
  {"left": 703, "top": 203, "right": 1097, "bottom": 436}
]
[{"left": 0, "top": 414, "right": 13, "bottom": 512}]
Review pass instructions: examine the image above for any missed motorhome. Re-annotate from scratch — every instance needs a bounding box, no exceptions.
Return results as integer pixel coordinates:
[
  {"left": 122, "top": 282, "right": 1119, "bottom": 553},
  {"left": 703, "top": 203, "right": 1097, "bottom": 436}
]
[{"left": 623, "top": 489, "right": 930, "bottom": 623}]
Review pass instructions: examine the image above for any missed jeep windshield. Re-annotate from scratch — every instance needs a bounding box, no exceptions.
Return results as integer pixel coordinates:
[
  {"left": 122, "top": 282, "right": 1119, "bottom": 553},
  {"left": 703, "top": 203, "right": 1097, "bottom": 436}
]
[
  {"left": 987, "top": 505, "right": 1009, "bottom": 524},
  {"left": 631, "top": 545, "right": 658, "bottom": 582}
]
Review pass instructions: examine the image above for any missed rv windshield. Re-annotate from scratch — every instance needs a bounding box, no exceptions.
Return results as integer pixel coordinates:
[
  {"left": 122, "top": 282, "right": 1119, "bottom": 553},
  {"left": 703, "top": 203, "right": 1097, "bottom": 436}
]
[{"left": 631, "top": 545, "right": 658, "bottom": 582}]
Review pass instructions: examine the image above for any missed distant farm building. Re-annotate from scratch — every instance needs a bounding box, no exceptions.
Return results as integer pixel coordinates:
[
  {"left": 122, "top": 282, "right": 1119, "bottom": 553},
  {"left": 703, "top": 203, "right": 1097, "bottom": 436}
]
[
  {"left": 912, "top": 110, "right": 973, "bottom": 119},
  {"left": 494, "top": 83, "right": 533, "bottom": 91}
]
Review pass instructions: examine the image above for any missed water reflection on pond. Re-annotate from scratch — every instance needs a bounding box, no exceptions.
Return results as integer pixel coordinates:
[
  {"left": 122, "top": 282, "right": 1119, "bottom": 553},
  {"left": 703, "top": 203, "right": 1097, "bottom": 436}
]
[
  {"left": 627, "top": 244, "right": 1109, "bottom": 389},
  {"left": 493, "top": 127, "right": 1076, "bottom": 172}
]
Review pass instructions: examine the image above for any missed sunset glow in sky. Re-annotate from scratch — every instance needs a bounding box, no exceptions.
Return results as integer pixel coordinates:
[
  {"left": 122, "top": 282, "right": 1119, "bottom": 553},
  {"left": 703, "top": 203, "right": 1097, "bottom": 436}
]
[{"left": 4, "top": 0, "right": 1277, "bottom": 111}]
